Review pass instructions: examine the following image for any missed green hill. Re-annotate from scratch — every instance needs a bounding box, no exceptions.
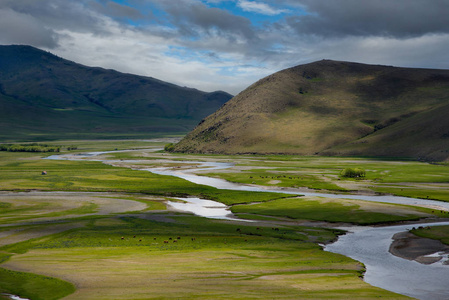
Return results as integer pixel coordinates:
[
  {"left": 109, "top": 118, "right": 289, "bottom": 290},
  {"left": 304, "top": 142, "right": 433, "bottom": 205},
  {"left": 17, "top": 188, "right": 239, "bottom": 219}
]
[
  {"left": 173, "top": 60, "right": 449, "bottom": 161},
  {"left": 0, "top": 45, "right": 232, "bottom": 141}
]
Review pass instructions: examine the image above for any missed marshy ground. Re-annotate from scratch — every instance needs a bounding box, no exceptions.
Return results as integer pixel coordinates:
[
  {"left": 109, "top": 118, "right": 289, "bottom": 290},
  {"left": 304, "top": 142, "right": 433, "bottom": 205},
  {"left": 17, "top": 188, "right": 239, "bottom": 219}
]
[{"left": 0, "top": 139, "right": 448, "bottom": 299}]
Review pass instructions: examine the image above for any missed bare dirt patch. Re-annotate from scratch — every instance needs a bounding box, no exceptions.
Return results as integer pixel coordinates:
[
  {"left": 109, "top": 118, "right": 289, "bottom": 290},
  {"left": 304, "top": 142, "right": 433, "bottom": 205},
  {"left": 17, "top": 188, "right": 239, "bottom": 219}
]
[
  {"left": 0, "top": 222, "right": 87, "bottom": 247},
  {"left": 390, "top": 231, "right": 449, "bottom": 264},
  {"left": 0, "top": 191, "right": 148, "bottom": 223},
  {"left": 267, "top": 180, "right": 281, "bottom": 184}
]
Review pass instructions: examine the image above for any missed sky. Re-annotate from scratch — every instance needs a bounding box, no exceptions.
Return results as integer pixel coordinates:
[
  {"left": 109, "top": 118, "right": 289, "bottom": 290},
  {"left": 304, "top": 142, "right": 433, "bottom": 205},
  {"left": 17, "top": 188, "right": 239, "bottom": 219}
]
[{"left": 1, "top": 0, "right": 449, "bottom": 95}]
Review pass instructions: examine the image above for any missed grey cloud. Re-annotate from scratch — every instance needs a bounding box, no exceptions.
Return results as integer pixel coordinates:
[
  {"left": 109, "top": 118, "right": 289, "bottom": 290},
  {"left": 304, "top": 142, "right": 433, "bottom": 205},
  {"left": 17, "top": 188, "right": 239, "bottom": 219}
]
[
  {"left": 1, "top": 0, "right": 447, "bottom": 95},
  {"left": 285, "top": 0, "right": 449, "bottom": 38},
  {"left": 160, "top": 1, "right": 256, "bottom": 41},
  {"left": 0, "top": 8, "right": 58, "bottom": 48},
  {"left": 0, "top": 0, "right": 109, "bottom": 36},
  {"left": 90, "top": 1, "right": 147, "bottom": 22}
]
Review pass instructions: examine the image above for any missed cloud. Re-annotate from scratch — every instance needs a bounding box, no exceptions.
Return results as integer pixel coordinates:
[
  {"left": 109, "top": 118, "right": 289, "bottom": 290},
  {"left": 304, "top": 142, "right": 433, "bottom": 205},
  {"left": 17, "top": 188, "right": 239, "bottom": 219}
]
[
  {"left": 0, "top": 8, "right": 58, "bottom": 48},
  {"left": 0, "top": 0, "right": 448, "bottom": 95},
  {"left": 286, "top": 0, "right": 449, "bottom": 38},
  {"left": 159, "top": 1, "right": 256, "bottom": 41},
  {"left": 314, "top": 34, "right": 449, "bottom": 70},
  {"left": 52, "top": 22, "right": 267, "bottom": 94},
  {"left": 89, "top": 1, "right": 146, "bottom": 22},
  {"left": 237, "top": 0, "right": 290, "bottom": 15}
]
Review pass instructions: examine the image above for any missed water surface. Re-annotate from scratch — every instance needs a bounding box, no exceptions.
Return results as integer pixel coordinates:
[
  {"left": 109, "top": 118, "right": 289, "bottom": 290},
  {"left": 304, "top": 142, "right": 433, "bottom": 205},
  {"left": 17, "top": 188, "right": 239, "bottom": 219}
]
[
  {"left": 167, "top": 197, "right": 252, "bottom": 221},
  {"left": 325, "top": 222, "right": 449, "bottom": 300}
]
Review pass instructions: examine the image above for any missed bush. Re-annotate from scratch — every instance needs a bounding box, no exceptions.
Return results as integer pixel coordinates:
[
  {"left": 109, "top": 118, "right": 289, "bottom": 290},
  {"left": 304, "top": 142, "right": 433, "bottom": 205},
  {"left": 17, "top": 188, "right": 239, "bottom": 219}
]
[
  {"left": 340, "top": 167, "right": 366, "bottom": 178},
  {"left": 164, "top": 143, "right": 175, "bottom": 152},
  {"left": 0, "top": 143, "right": 61, "bottom": 153}
]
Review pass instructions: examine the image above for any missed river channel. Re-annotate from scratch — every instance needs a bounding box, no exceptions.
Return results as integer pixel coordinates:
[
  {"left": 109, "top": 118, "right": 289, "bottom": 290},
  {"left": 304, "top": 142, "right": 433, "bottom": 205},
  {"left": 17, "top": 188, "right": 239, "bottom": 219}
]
[{"left": 48, "top": 151, "right": 449, "bottom": 300}]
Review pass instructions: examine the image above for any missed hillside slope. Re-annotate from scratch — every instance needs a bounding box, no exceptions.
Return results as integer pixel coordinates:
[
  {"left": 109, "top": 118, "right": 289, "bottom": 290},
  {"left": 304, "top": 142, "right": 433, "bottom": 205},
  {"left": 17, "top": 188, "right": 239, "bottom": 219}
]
[
  {"left": 0, "top": 45, "right": 232, "bottom": 141},
  {"left": 173, "top": 60, "right": 449, "bottom": 161}
]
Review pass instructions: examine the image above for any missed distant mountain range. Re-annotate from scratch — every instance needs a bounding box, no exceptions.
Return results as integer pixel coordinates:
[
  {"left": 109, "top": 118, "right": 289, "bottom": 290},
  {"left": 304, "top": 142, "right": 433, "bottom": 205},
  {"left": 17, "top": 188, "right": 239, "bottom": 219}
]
[
  {"left": 0, "top": 45, "right": 232, "bottom": 141},
  {"left": 174, "top": 60, "right": 449, "bottom": 161}
]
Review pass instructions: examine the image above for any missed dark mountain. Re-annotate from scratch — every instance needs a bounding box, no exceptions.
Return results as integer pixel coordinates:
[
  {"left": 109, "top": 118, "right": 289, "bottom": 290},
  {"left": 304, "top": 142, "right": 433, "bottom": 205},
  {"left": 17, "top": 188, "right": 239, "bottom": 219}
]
[
  {"left": 0, "top": 45, "right": 232, "bottom": 141},
  {"left": 173, "top": 60, "right": 449, "bottom": 161}
]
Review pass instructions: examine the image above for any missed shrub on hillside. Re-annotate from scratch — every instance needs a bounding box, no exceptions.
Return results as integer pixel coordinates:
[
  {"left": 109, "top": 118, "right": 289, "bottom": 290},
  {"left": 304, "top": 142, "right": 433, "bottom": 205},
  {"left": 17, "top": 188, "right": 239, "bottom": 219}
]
[{"left": 164, "top": 143, "right": 175, "bottom": 152}]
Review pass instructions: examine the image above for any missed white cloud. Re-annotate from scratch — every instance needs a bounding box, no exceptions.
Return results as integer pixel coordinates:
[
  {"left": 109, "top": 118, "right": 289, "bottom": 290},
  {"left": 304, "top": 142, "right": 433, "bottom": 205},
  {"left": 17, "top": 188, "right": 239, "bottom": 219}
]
[
  {"left": 237, "top": 0, "right": 290, "bottom": 16},
  {"left": 277, "top": 33, "right": 449, "bottom": 71},
  {"left": 50, "top": 16, "right": 270, "bottom": 95}
]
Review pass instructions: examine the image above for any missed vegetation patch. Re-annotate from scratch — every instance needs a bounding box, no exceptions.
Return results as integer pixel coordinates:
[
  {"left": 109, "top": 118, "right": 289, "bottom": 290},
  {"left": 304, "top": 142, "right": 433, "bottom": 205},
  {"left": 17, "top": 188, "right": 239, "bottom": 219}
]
[
  {"left": 0, "top": 267, "right": 75, "bottom": 300},
  {"left": 1, "top": 216, "right": 406, "bottom": 299},
  {"left": 203, "top": 170, "right": 347, "bottom": 191},
  {"left": 340, "top": 167, "right": 366, "bottom": 178},
  {"left": 372, "top": 186, "right": 449, "bottom": 203},
  {"left": 411, "top": 225, "right": 449, "bottom": 245},
  {"left": 0, "top": 143, "right": 63, "bottom": 153},
  {"left": 164, "top": 143, "right": 175, "bottom": 152},
  {"left": 232, "top": 197, "right": 430, "bottom": 225}
]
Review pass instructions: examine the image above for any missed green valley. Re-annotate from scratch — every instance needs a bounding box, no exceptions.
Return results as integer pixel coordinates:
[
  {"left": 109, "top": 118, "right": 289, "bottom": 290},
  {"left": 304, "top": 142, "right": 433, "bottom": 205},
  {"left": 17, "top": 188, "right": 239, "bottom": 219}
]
[{"left": 1, "top": 140, "right": 448, "bottom": 299}]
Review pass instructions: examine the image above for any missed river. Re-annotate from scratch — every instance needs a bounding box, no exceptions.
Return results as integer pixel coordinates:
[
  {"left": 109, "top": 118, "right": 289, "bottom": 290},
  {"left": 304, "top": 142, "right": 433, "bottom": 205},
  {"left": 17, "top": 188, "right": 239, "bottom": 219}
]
[
  {"left": 325, "top": 222, "right": 449, "bottom": 300},
  {"left": 149, "top": 161, "right": 449, "bottom": 211},
  {"left": 47, "top": 151, "right": 449, "bottom": 299},
  {"left": 2, "top": 293, "right": 30, "bottom": 300},
  {"left": 167, "top": 197, "right": 253, "bottom": 222}
]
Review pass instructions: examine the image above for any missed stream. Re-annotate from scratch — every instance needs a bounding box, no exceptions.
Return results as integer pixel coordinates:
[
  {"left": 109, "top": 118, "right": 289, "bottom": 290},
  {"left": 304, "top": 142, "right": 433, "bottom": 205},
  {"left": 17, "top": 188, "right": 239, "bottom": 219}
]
[
  {"left": 2, "top": 293, "right": 30, "bottom": 300},
  {"left": 149, "top": 161, "right": 449, "bottom": 211},
  {"left": 167, "top": 197, "right": 253, "bottom": 222},
  {"left": 47, "top": 151, "right": 449, "bottom": 300},
  {"left": 325, "top": 222, "right": 449, "bottom": 300}
]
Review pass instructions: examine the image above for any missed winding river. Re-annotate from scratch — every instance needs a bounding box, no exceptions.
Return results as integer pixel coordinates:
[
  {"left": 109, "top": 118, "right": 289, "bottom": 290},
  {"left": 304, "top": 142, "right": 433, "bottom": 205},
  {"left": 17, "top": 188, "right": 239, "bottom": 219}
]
[
  {"left": 325, "top": 222, "right": 449, "bottom": 300},
  {"left": 47, "top": 151, "right": 449, "bottom": 300}
]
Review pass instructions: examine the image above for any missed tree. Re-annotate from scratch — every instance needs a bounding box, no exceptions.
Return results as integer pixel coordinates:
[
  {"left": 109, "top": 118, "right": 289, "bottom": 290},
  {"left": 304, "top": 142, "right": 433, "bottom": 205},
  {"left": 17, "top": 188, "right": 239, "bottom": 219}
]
[{"left": 340, "top": 167, "right": 366, "bottom": 178}]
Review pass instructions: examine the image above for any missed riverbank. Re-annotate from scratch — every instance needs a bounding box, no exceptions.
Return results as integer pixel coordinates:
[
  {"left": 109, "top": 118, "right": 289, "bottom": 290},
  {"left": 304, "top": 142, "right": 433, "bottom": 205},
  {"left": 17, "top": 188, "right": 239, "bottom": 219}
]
[{"left": 390, "top": 231, "right": 449, "bottom": 264}]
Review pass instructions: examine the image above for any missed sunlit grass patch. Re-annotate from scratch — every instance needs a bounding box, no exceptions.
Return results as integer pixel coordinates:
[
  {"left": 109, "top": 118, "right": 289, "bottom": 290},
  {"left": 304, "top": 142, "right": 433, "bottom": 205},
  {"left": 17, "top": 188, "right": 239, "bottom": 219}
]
[
  {"left": 4, "top": 246, "right": 398, "bottom": 300},
  {"left": 411, "top": 225, "right": 449, "bottom": 245},
  {"left": 0, "top": 158, "right": 215, "bottom": 196},
  {"left": 1, "top": 215, "right": 337, "bottom": 253},
  {"left": 0, "top": 267, "right": 75, "bottom": 300},
  {"left": 1, "top": 216, "right": 407, "bottom": 299}
]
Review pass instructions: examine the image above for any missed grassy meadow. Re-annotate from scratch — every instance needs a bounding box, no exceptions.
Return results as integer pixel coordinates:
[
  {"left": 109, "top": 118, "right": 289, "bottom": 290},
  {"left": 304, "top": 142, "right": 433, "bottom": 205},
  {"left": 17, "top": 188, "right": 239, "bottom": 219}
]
[
  {"left": 411, "top": 225, "right": 449, "bottom": 245},
  {"left": 1, "top": 216, "right": 407, "bottom": 300},
  {"left": 1, "top": 140, "right": 448, "bottom": 299}
]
